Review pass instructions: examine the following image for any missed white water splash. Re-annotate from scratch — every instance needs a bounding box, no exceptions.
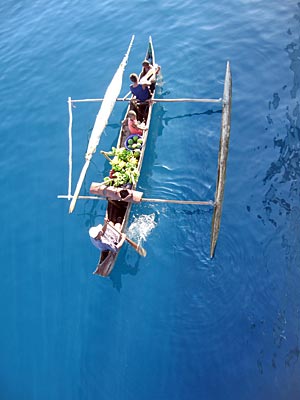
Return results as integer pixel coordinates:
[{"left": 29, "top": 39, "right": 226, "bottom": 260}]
[{"left": 127, "top": 213, "right": 157, "bottom": 245}]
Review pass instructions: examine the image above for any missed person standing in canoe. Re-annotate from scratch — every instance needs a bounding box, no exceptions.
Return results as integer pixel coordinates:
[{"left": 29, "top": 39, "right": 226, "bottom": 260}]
[{"left": 89, "top": 221, "right": 126, "bottom": 253}]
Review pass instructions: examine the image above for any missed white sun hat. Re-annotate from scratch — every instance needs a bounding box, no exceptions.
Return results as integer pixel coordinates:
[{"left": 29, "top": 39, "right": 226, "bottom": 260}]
[{"left": 89, "top": 224, "right": 103, "bottom": 238}]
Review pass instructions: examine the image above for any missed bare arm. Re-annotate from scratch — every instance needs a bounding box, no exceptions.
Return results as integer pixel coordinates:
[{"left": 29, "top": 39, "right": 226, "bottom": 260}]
[{"left": 116, "top": 233, "right": 126, "bottom": 250}]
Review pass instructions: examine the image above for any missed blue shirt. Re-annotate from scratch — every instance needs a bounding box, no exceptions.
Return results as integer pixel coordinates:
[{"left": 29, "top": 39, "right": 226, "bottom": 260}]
[{"left": 130, "top": 84, "right": 151, "bottom": 102}]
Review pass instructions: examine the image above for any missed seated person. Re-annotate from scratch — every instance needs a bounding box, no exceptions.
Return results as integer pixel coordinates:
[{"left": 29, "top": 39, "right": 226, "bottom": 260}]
[
  {"left": 127, "top": 110, "right": 145, "bottom": 135},
  {"left": 89, "top": 221, "right": 126, "bottom": 253},
  {"left": 140, "top": 59, "right": 161, "bottom": 85},
  {"left": 129, "top": 73, "right": 151, "bottom": 101},
  {"left": 129, "top": 73, "right": 151, "bottom": 122}
]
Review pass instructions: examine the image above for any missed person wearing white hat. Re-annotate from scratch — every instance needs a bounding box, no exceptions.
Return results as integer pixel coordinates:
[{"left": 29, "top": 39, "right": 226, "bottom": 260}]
[
  {"left": 89, "top": 221, "right": 125, "bottom": 252},
  {"left": 140, "top": 59, "right": 160, "bottom": 85}
]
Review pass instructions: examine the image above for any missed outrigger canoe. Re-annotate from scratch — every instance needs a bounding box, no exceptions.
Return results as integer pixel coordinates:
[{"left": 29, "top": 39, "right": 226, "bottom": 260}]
[
  {"left": 92, "top": 37, "right": 157, "bottom": 277},
  {"left": 58, "top": 36, "right": 232, "bottom": 276}
]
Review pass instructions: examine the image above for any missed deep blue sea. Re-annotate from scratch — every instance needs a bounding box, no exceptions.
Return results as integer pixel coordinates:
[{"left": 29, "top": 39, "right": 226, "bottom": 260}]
[{"left": 1, "top": 1, "right": 300, "bottom": 399}]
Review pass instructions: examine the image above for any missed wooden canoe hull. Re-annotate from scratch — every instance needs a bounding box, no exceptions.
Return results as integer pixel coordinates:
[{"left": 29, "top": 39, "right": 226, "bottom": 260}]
[{"left": 94, "top": 37, "right": 157, "bottom": 277}]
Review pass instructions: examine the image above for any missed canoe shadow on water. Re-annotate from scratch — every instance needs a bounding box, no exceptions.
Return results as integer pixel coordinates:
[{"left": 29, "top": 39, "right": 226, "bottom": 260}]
[
  {"left": 162, "top": 108, "right": 222, "bottom": 125},
  {"left": 108, "top": 251, "right": 141, "bottom": 292}
]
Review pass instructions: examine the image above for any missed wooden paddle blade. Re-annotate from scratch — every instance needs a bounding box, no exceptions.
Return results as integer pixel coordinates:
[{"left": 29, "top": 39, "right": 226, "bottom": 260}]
[{"left": 125, "top": 237, "right": 147, "bottom": 257}]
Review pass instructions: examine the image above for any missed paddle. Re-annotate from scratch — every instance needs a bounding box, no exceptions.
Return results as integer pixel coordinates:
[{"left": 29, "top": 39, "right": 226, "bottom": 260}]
[
  {"left": 107, "top": 222, "right": 147, "bottom": 257},
  {"left": 124, "top": 236, "right": 147, "bottom": 257},
  {"left": 69, "top": 35, "right": 135, "bottom": 214}
]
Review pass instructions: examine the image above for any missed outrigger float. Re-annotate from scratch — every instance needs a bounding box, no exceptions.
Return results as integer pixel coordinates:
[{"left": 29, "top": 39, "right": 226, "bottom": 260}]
[{"left": 58, "top": 35, "right": 232, "bottom": 277}]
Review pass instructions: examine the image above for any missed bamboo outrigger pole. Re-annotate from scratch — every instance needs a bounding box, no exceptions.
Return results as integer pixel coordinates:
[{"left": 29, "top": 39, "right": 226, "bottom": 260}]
[
  {"left": 58, "top": 194, "right": 214, "bottom": 206},
  {"left": 67, "top": 97, "right": 73, "bottom": 200},
  {"left": 70, "top": 97, "right": 222, "bottom": 104},
  {"left": 210, "top": 61, "right": 232, "bottom": 258},
  {"left": 68, "top": 35, "right": 135, "bottom": 214}
]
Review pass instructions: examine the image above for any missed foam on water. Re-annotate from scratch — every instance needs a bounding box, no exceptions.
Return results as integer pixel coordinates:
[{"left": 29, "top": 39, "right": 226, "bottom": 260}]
[{"left": 126, "top": 213, "right": 157, "bottom": 245}]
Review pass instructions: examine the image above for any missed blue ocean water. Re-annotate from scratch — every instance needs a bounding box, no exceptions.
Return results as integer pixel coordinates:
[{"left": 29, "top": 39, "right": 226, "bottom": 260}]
[{"left": 1, "top": 1, "right": 299, "bottom": 399}]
